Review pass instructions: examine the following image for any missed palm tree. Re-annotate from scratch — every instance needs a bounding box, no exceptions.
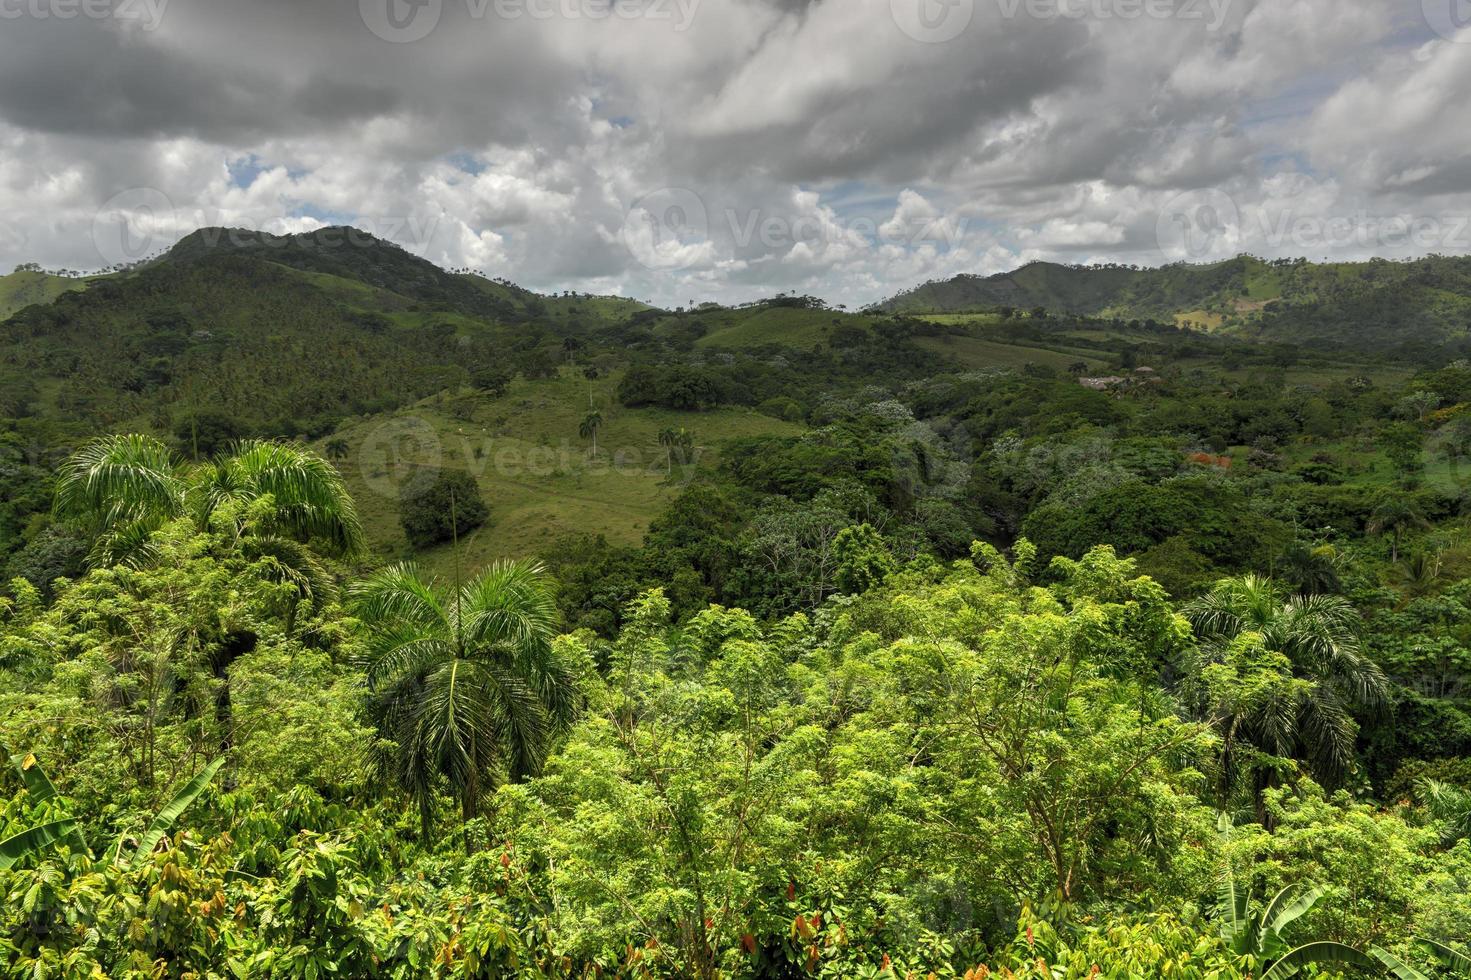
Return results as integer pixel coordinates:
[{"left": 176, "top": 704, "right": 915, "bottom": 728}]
[
  {"left": 1367, "top": 493, "right": 1428, "bottom": 563},
  {"left": 580, "top": 410, "right": 603, "bottom": 459},
  {"left": 1274, "top": 540, "right": 1345, "bottom": 596},
  {"left": 325, "top": 437, "right": 350, "bottom": 462},
  {"left": 1186, "top": 575, "right": 1387, "bottom": 805},
  {"left": 351, "top": 560, "right": 578, "bottom": 844},
  {"left": 54, "top": 434, "right": 363, "bottom": 568},
  {"left": 658, "top": 427, "right": 678, "bottom": 475}
]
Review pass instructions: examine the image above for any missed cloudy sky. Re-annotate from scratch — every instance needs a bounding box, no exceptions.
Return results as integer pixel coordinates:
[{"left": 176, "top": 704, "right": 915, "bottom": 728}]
[{"left": 1, "top": 0, "right": 1468, "bottom": 307}]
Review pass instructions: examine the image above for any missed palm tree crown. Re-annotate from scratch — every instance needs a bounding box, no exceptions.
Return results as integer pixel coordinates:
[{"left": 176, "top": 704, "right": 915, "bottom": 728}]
[
  {"left": 1186, "top": 574, "right": 1387, "bottom": 793},
  {"left": 55, "top": 433, "right": 364, "bottom": 566},
  {"left": 351, "top": 560, "right": 578, "bottom": 842},
  {"left": 579, "top": 410, "right": 603, "bottom": 457}
]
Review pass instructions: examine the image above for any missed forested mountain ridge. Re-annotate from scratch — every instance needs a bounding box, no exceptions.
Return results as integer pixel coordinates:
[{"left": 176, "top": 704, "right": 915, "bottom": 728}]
[{"left": 877, "top": 254, "right": 1471, "bottom": 359}]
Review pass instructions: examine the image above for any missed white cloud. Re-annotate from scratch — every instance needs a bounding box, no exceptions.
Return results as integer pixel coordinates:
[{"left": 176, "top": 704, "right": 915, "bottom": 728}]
[{"left": 1, "top": 0, "right": 1468, "bottom": 308}]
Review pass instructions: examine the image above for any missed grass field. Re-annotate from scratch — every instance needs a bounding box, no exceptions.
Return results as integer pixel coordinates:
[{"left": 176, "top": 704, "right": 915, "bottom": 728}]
[
  {"left": 914, "top": 333, "right": 1112, "bottom": 372},
  {"left": 692, "top": 306, "right": 858, "bottom": 349},
  {"left": 0, "top": 270, "right": 87, "bottom": 320},
  {"left": 322, "top": 368, "right": 800, "bottom": 577}
]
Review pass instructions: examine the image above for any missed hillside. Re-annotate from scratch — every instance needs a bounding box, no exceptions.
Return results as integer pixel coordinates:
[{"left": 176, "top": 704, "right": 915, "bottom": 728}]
[
  {"left": 0, "top": 268, "right": 86, "bottom": 320},
  {"left": 878, "top": 254, "right": 1471, "bottom": 359}
]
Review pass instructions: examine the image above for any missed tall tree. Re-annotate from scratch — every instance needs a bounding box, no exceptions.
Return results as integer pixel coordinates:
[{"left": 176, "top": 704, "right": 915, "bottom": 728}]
[
  {"left": 1186, "top": 575, "right": 1387, "bottom": 805},
  {"left": 1368, "top": 494, "right": 1428, "bottom": 563},
  {"left": 351, "top": 560, "right": 578, "bottom": 844},
  {"left": 579, "top": 410, "right": 603, "bottom": 459},
  {"left": 54, "top": 434, "right": 363, "bottom": 567}
]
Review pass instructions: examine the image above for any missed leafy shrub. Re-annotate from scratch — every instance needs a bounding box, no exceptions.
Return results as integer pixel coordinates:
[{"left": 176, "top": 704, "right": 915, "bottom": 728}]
[{"left": 398, "top": 469, "right": 489, "bottom": 547}]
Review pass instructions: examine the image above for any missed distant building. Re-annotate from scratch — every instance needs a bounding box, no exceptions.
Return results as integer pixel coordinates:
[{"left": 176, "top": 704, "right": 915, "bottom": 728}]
[{"left": 1079, "top": 376, "right": 1125, "bottom": 391}]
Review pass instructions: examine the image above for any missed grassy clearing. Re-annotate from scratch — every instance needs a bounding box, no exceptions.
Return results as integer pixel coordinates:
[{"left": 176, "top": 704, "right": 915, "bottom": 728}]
[
  {"left": 322, "top": 369, "right": 800, "bottom": 577},
  {"left": 914, "top": 334, "right": 1111, "bottom": 372},
  {"left": 693, "top": 306, "right": 855, "bottom": 349},
  {"left": 0, "top": 271, "right": 86, "bottom": 320}
]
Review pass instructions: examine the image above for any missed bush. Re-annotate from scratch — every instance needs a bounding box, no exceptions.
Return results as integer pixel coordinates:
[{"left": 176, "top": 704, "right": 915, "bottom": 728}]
[{"left": 399, "top": 469, "right": 489, "bottom": 548}]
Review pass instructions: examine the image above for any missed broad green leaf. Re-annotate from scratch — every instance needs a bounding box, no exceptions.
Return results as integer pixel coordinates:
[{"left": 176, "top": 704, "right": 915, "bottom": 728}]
[
  {"left": 1260, "top": 941, "right": 1378, "bottom": 980},
  {"left": 0, "top": 819, "right": 78, "bottom": 870},
  {"left": 8, "top": 750, "right": 59, "bottom": 804},
  {"left": 1422, "top": 939, "right": 1471, "bottom": 976},
  {"left": 1261, "top": 883, "right": 1324, "bottom": 939},
  {"left": 1371, "top": 946, "right": 1430, "bottom": 980},
  {"left": 118, "top": 756, "right": 224, "bottom": 867}
]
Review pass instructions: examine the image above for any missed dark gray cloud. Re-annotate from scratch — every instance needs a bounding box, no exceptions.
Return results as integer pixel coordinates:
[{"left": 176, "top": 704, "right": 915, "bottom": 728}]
[{"left": 2, "top": 0, "right": 1467, "bottom": 307}]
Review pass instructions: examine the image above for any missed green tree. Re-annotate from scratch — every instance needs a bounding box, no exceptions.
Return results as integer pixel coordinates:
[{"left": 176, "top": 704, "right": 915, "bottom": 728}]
[
  {"left": 580, "top": 410, "right": 603, "bottom": 459},
  {"left": 1368, "top": 493, "right": 1428, "bottom": 563},
  {"left": 831, "top": 523, "right": 895, "bottom": 594},
  {"left": 398, "top": 468, "right": 488, "bottom": 548},
  {"left": 351, "top": 560, "right": 578, "bottom": 844},
  {"left": 1187, "top": 575, "right": 1387, "bottom": 805},
  {"left": 54, "top": 434, "right": 363, "bottom": 567}
]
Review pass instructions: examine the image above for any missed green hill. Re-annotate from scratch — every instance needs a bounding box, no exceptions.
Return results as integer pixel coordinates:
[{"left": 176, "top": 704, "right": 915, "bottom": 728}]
[
  {"left": 0, "top": 269, "right": 86, "bottom": 320},
  {"left": 878, "top": 255, "right": 1471, "bottom": 359}
]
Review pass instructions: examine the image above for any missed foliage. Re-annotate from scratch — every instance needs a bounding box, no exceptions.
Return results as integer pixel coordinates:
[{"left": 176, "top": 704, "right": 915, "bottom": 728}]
[{"left": 399, "top": 468, "right": 490, "bottom": 549}]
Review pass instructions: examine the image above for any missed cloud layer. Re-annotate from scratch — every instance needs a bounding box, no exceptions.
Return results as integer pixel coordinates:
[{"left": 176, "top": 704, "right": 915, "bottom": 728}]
[{"left": 2, "top": 0, "right": 1469, "bottom": 307}]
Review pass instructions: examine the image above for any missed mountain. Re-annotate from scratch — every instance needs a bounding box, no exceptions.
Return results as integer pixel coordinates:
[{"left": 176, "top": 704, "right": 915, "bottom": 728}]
[
  {"left": 0, "top": 227, "right": 656, "bottom": 437},
  {"left": 877, "top": 255, "right": 1471, "bottom": 359}
]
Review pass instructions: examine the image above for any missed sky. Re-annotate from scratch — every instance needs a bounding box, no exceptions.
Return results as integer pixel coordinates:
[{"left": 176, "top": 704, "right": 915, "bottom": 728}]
[{"left": 1, "top": 0, "right": 1469, "bottom": 308}]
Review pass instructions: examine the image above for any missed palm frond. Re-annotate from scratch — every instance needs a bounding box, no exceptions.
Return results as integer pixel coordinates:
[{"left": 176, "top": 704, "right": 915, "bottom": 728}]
[
  {"left": 54, "top": 434, "right": 183, "bottom": 536},
  {"left": 211, "top": 440, "right": 365, "bottom": 555},
  {"left": 458, "top": 559, "right": 561, "bottom": 651},
  {"left": 350, "top": 564, "right": 448, "bottom": 638}
]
